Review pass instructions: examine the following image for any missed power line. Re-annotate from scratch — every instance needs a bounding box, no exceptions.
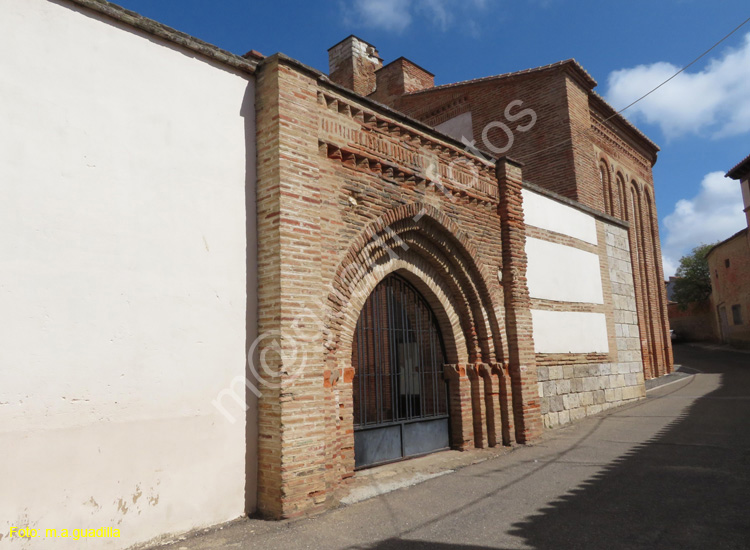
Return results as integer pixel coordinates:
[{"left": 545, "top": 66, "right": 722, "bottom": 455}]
[{"left": 517, "top": 14, "right": 750, "bottom": 163}]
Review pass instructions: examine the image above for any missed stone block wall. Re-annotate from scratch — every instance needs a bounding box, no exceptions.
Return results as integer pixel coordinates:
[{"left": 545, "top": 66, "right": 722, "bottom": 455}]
[{"left": 537, "top": 223, "right": 645, "bottom": 428}]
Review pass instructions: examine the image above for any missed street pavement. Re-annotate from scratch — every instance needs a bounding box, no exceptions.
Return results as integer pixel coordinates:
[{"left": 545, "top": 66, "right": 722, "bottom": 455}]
[{"left": 155, "top": 344, "right": 750, "bottom": 550}]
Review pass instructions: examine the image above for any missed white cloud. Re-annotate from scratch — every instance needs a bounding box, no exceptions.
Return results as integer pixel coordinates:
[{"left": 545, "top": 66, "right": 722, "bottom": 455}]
[
  {"left": 605, "top": 33, "right": 750, "bottom": 140},
  {"left": 661, "top": 171, "right": 746, "bottom": 277},
  {"left": 417, "top": 0, "right": 452, "bottom": 30},
  {"left": 344, "top": 0, "right": 413, "bottom": 32},
  {"left": 662, "top": 256, "right": 679, "bottom": 280},
  {"left": 342, "top": 0, "right": 490, "bottom": 33}
]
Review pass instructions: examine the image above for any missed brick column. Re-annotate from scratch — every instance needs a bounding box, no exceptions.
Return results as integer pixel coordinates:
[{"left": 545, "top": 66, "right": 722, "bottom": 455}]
[
  {"left": 255, "top": 56, "right": 328, "bottom": 518},
  {"left": 492, "top": 363, "right": 516, "bottom": 446},
  {"left": 478, "top": 364, "right": 501, "bottom": 447},
  {"left": 496, "top": 158, "right": 542, "bottom": 443},
  {"left": 468, "top": 365, "right": 488, "bottom": 448},
  {"left": 445, "top": 364, "right": 474, "bottom": 450}
]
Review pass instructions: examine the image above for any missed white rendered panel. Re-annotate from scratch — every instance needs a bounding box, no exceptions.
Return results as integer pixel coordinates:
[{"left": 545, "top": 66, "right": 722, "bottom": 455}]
[
  {"left": 522, "top": 189, "right": 598, "bottom": 245},
  {"left": 531, "top": 310, "right": 609, "bottom": 354},
  {"left": 526, "top": 237, "right": 604, "bottom": 304}
]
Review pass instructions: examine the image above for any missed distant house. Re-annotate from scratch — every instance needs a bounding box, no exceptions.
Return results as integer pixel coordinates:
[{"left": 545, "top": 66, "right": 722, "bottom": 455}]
[{"left": 706, "top": 155, "right": 750, "bottom": 347}]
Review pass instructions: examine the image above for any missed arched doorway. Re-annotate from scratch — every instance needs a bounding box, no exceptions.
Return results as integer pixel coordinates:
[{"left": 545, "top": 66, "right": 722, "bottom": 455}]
[{"left": 352, "top": 273, "right": 450, "bottom": 468}]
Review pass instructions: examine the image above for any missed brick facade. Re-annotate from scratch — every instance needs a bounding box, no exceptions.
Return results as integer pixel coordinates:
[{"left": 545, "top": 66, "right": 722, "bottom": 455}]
[
  {"left": 0, "top": 0, "right": 668, "bottom": 541},
  {"left": 708, "top": 229, "right": 750, "bottom": 347},
  {"left": 708, "top": 157, "right": 750, "bottom": 348},
  {"left": 361, "top": 51, "right": 673, "bottom": 381},
  {"left": 253, "top": 46, "right": 649, "bottom": 518},
  {"left": 256, "top": 54, "right": 520, "bottom": 517}
]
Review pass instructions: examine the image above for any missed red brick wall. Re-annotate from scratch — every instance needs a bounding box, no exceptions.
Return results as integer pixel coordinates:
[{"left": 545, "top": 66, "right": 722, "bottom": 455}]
[
  {"left": 667, "top": 301, "right": 716, "bottom": 342},
  {"left": 370, "top": 57, "right": 434, "bottom": 105},
  {"left": 396, "top": 70, "right": 579, "bottom": 200},
  {"left": 255, "top": 54, "right": 648, "bottom": 519},
  {"left": 392, "top": 66, "right": 673, "bottom": 380},
  {"left": 256, "top": 55, "right": 541, "bottom": 518},
  {"left": 328, "top": 36, "right": 382, "bottom": 96},
  {"left": 708, "top": 230, "right": 750, "bottom": 347}
]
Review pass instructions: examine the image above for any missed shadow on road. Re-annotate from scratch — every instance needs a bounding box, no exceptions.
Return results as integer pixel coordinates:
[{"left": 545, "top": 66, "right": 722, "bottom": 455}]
[
  {"left": 505, "top": 344, "right": 750, "bottom": 549},
  {"left": 354, "top": 540, "right": 500, "bottom": 549}
]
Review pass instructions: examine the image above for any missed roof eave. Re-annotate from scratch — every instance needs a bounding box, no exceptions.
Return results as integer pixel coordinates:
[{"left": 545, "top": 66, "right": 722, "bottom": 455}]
[
  {"left": 589, "top": 93, "right": 660, "bottom": 163},
  {"left": 59, "top": 0, "right": 258, "bottom": 75},
  {"left": 726, "top": 153, "right": 750, "bottom": 180},
  {"left": 706, "top": 227, "right": 749, "bottom": 257}
]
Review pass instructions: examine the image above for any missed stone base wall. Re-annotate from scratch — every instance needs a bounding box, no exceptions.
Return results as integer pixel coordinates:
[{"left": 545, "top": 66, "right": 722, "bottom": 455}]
[
  {"left": 538, "top": 363, "right": 645, "bottom": 428},
  {"left": 537, "top": 221, "right": 645, "bottom": 427}
]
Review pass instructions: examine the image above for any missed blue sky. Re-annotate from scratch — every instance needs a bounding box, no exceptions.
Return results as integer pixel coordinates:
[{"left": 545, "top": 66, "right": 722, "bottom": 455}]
[{"left": 112, "top": 0, "right": 750, "bottom": 276}]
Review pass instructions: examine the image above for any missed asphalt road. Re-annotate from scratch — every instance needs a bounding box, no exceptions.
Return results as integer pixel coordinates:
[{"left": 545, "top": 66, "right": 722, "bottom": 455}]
[{"left": 158, "top": 344, "right": 750, "bottom": 550}]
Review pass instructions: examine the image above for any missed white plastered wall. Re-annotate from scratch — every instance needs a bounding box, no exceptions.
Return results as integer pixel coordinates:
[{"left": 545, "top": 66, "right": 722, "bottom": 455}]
[
  {"left": 0, "top": 0, "right": 256, "bottom": 548},
  {"left": 525, "top": 237, "right": 604, "bottom": 304},
  {"left": 522, "top": 189, "right": 598, "bottom": 245},
  {"left": 523, "top": 189, "right": 608, "bottom": 354}
]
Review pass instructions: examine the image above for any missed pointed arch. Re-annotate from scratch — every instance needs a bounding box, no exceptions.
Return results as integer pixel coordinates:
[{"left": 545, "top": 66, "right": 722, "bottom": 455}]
[
  {"left": 629, "top": 180, "right": 656, "bottom": 378},
  {"left": 642, "top": 186, "right": 669, "bottom": 375},
  {"left": 324, "top": 203, "right": 512, "bottom": 477},
  {"left": 615, "top": 171, "right": 627, "bottom": 219},
  {"left": 327, "top": 202, "right": 506, "bottom": 371},
  {"left": 598, "top": 159, "right": 613, "bottom": 215}
]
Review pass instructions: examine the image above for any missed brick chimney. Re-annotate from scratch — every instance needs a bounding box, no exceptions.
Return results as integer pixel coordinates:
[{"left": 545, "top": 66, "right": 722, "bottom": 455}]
[
  {"left": 370, "top": 57, "right": 435, "bottom": 107},
  {"left": 328, "top": 35, "right": 383, "bottom": 96}
]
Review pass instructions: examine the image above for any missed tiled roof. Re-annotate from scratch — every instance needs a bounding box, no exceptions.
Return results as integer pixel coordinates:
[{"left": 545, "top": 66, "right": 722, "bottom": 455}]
[
  {"left": 405, "top": 58, "right": 597, "bottom": 95},
  {"left": 726, "top": 153, "right": 750, "bottom": 179},
  {"left": 405, "top": 58, "right": 658, "bottom": 153}
]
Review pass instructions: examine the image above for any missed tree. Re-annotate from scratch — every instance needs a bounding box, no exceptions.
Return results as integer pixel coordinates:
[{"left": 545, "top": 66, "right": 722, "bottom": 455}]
[{"left": 672, "top": 243, "right": 714, "bottom": 310}]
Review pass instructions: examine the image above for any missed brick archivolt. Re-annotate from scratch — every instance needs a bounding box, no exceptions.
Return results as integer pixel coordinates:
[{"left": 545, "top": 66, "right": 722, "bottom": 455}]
[
  {"left": 323, "top": 203, "right": 511, "bottom": 481},
  {"left": 327, "top": 203, "right": 506, "bottom": 376}
]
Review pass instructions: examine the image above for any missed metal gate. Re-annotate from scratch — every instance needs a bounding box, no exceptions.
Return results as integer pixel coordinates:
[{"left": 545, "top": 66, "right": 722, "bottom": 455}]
[{"left": 352, "top": 273, "right": 450, "bottom": 469}]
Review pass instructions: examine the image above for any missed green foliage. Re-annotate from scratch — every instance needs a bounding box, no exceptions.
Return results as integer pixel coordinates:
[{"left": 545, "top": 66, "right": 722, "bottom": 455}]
[{"left": 672, "top": 243, "right": 714, "bottom": 310}]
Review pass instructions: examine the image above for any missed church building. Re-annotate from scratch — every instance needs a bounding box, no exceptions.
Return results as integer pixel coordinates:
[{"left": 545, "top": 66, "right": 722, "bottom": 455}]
[{"left": 0, "top": 1, "right": 672, "bottom": 548}]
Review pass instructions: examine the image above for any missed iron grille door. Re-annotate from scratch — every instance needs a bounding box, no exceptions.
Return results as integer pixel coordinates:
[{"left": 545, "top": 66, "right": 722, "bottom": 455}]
[{"left": 352, "top": 273, "right": 450, "bottom": 468}]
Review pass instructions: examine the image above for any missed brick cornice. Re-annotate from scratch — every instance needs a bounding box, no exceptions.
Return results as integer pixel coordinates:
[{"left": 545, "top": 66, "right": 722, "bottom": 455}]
[
  {"left": 264, "top": 53, "right": 498, "bottom": 168},
  {"left": 590, "top": 108, "right": 658, "bottom": 168},
  {"left": 316, "top": 89, "right": 499, "bottom": 203}
]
